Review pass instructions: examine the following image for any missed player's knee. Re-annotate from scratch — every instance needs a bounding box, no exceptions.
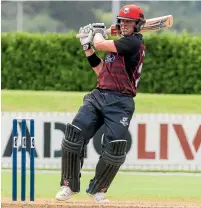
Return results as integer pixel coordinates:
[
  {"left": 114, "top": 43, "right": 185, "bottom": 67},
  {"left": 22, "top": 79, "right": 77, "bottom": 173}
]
[
  {"left": 102, "top": 140, "right": 127, "bottom": 166},
  {"left": 62, "top": 123, "right": 84, "bottom": 152},
  {"left": 106, "top": 129, "right": 128, "bottom": 142}
]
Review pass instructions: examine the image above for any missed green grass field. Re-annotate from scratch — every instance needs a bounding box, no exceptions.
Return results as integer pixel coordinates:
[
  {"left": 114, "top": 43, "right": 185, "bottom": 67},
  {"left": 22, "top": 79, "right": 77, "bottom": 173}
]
[
  {"left": 2, "top": 171, "right": 201, "bottom": 200},
  {"left": 2, "top": 90, "right": 201, "bottom": 113}
]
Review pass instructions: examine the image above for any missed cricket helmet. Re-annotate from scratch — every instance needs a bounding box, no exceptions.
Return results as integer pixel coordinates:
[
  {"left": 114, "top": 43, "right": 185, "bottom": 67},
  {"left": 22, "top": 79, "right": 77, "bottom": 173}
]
[{"left": 116, "top": 4, "right": 146, "bottom": 33}]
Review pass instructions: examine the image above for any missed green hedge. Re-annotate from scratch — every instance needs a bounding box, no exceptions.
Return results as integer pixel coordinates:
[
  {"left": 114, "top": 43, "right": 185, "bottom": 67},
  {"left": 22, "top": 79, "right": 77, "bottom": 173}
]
[
  {"left": 139, "top": 33, "right": 201, "bottom": 94},
  {"left": 2, "top": 32, "right": 201, "bottom": 94}
]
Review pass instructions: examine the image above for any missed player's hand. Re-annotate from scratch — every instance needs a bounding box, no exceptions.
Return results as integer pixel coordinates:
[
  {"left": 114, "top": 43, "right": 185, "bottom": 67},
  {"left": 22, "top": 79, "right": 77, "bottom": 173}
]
[
  {"left": 79, "top": 24, "right": 94, "bottom": 51},
  {"left": 92, "top": 23, "right": 108, "bottom": 39},
  {"left": 79, "top": 24, "right": 92, "bottom": 35}
]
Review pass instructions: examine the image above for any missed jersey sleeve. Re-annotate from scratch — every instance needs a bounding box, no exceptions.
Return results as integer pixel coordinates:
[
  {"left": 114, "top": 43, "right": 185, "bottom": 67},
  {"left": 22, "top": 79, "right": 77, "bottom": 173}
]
[{"left": 114, "top": 36, "right": 142, "bottom": 55}]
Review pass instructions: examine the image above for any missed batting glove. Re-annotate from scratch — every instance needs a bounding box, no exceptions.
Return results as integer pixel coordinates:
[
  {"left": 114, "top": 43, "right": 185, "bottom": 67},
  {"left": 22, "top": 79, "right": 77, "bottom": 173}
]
[
  {"left": 92, "top": 23, "right": 108, "bottom": 39},
  {"left": 79, "top": 24, "right": 94, "bottom": 51}
]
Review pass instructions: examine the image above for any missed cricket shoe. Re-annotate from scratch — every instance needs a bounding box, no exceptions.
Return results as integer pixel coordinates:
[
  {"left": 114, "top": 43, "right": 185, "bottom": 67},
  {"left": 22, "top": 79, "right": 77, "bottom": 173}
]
[
  {"left": 55, "top": 186, "right": 77, "bottom": 201},
  {"left": 87, "top": 191, "right": 109, "bottom": 204}
]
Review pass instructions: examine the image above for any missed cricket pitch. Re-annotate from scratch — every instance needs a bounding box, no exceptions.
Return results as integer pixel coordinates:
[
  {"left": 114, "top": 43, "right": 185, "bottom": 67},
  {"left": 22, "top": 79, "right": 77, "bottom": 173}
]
[{"left": 2, "top": 199, "right": 201, "bottom": 208}]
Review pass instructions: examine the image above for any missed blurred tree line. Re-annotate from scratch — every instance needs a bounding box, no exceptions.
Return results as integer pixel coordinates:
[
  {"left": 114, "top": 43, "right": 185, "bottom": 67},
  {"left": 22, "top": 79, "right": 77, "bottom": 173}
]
[{"left": 1, "top": 1, "right": 201, "bottom": 34}]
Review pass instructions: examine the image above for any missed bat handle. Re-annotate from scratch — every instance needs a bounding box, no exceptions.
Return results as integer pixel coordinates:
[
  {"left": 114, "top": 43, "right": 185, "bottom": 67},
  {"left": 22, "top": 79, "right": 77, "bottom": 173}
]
[{"left": 75, "top": 26, "right": 117, "bottom": 39}]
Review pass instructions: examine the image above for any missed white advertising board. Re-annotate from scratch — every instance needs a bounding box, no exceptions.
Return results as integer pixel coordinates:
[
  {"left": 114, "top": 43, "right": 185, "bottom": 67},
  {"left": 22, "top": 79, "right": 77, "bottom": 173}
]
[{"left": 1, "top": 112, "right": 201, "bottom": 170}]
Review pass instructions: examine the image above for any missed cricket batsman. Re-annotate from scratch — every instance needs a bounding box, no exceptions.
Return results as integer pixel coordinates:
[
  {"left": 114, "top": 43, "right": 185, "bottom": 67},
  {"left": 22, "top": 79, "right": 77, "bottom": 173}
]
[{"left": 56, "top": 4, "right": 146, "bottom": 203}]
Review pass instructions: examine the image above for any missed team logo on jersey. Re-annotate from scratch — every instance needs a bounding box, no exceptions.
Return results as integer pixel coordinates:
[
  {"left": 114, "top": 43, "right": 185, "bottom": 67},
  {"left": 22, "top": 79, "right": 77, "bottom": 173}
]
[
  {"left": 105, "top": 53, "right": 115, "bottom": 63},
  {"left": 123, "top": 8, "right": 130, "bottom": 14}
]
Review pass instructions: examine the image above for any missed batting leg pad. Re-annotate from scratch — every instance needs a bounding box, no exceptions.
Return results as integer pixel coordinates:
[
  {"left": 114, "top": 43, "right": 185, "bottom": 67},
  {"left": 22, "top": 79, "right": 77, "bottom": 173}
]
[
  {"left": 86, "top": 140, "right": 127, "bottom": 194},
  {"left": 60, "top": 123, "right": 84, "bottom": 192}
]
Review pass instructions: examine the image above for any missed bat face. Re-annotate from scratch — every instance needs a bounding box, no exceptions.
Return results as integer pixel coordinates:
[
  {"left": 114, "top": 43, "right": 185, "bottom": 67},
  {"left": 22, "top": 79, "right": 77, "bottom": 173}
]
[{"left": 142, "top": 15, "right": 173, "bottom": 32}]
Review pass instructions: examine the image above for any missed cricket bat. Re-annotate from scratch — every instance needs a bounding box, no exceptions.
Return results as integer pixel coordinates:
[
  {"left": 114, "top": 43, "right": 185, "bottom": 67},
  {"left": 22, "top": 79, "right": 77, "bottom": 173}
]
[{"left": 76, "top": 15, "right": 173, "bottom": 38}]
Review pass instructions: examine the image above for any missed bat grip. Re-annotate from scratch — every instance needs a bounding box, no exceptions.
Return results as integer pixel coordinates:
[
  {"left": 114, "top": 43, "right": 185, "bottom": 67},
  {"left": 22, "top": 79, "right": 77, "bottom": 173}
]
[{"left": 76, "top": 28, "right": 112, "bottom": 39}]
